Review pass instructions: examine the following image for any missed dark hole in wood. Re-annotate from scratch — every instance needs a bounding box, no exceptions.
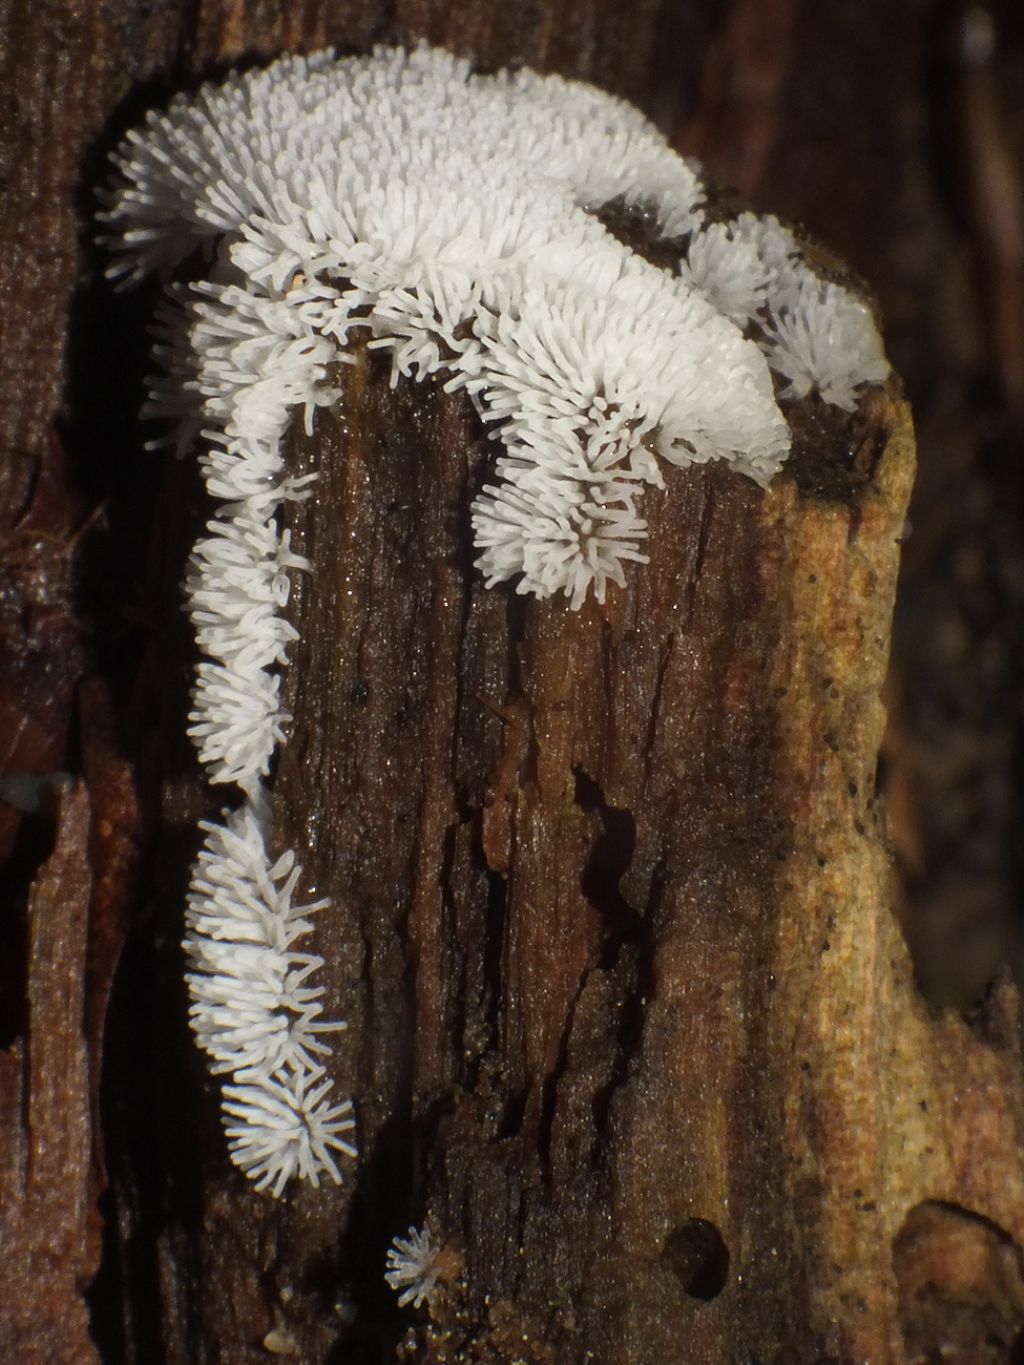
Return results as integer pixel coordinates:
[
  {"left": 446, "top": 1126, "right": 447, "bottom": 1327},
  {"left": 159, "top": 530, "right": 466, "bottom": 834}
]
[{"left": 662, "top": 1217, "right": 730, "bottom": 1300}]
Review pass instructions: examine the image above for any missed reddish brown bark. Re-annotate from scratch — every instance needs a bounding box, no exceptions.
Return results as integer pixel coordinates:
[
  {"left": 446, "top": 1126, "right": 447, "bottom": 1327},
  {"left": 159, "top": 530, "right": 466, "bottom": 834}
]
[{"left": 0, "top": 783, "right": 100, "bottom": 1365}]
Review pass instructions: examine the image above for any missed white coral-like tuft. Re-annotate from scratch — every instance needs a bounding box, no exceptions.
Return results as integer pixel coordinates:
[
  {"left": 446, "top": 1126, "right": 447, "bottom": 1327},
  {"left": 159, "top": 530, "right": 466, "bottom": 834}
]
[
  {"left": 105, "top": 45, "right": 796, "bottom": 624},
  {"left": 184, "top": 801, "right": 355, "bottom": 1193},
  {"left": 385, "top": 1225, "right": 444, "bottom": 1309},
  {"left": 104, "top": 44, "right": 889, "bottom": 1193},
  {"left": 762, "top": 274, "right": 891, "bottom": 411}
]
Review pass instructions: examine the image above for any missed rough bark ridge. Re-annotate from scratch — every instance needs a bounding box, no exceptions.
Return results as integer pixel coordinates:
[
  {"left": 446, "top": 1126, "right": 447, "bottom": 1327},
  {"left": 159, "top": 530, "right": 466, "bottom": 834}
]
[{"left": 2, "top": 2, "right": 1024, "bottom": 1364}]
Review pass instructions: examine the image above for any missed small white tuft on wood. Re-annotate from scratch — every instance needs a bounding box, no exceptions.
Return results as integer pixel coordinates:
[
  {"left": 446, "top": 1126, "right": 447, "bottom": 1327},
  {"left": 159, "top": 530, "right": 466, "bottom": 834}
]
[
  {"left": 762, "top": 274, "right": 891, "bottom": 411},
  {"left": 385, "top": 1225, "right": 443, "bottom": 1309}
]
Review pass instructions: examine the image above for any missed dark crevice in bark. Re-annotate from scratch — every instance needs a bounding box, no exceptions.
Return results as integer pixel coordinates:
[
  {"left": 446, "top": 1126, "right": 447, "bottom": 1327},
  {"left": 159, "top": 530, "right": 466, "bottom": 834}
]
[
  {"left": 573, "top": 767, "right": 641, "bottom": 964},
  {"left": 482, "top": 861, "right": 508, "bottom": 1066},
  {"left": 681, "top": 475, "right": 716, "bottom": 629},
  {"left": 590, "top": 851, "right": 663, "bottom": 1148},
  {"left": 644, "top": 638, "right": 675, "bottom": 791},
  {"left": 439, "top": 818, "right": 466, "bottom": 1080},
  {"left": 495, "top": 1083, "right": 530, "bottom": 1145},
  {"left": 0, "top": 816, "right": 43, "bottom": 1047}
]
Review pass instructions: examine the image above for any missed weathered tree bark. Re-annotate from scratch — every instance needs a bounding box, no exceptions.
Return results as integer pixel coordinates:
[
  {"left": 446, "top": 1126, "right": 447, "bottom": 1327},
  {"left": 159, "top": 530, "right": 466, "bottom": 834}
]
[
  {"left": 3, "top": 3, "right": 1024, "bottom": 1364},
  {"left": 0, "top": 782, "right": 99, "bottom": 1363}
]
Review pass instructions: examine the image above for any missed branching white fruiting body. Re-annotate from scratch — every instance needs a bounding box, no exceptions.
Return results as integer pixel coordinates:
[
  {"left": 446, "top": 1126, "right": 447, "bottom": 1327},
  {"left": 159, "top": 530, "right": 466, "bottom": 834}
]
[{"left": 105, "top": 44, "right": 889, "bottom": 1194}]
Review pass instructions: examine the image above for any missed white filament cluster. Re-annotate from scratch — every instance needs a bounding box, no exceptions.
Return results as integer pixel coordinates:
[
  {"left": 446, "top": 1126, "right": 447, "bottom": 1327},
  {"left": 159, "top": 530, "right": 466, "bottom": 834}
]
[
  {"left": 105, "top": 45, "right": 889, "bottom": 1192},
  {"left": 385, "top": 1225, "right": 444, "bottom": 1309},
  {"left": 679, "top": 211, "right": 889, "bottom": 410},
  {"left": 185, "top": 804, "right": 356, "bottom": 1194}
]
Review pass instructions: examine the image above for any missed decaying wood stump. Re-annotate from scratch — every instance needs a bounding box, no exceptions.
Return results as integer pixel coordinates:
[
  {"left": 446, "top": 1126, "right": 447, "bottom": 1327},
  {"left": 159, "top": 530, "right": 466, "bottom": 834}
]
[
  {"left": 3, "top": 3, "right": 1024, "bottom": 1364},
  {"left": 118, "top": 340, "right": 1024, "bottom": 1364}
]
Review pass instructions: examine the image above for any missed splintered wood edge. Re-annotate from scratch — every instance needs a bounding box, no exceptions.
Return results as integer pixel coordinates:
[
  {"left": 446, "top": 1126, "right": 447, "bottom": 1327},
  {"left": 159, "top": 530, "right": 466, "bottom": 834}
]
[{"left": 763, "top": 394, "right": 1024, "bottom": 1357}]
